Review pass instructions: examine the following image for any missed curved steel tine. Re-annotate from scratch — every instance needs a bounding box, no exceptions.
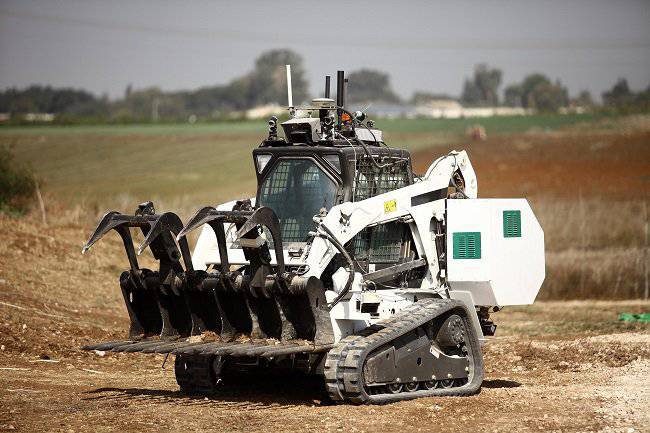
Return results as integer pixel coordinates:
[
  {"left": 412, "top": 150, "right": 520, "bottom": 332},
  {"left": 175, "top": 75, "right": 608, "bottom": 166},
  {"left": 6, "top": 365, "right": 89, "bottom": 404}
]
[
  {"left": 176, "top": 206, "right": 218, "bottom": 240},
  {"left": 235, "top": 206, "right": 285, "bottom": 274},
  {"left": 235, "top": 207, "right": 281, "bottom": 240},
  {"left": 81, "top": 211, "right": 122, "bottom": 254},
  {"left": 137, "top": 212, "right": 185, "bottom": 255}
]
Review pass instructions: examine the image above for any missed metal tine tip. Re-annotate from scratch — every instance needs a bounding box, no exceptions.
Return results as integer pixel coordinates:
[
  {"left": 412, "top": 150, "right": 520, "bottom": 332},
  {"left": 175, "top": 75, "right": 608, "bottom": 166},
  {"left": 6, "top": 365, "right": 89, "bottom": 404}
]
[
  {"left": 136, "top": 211, "right": 185, "bottom": 255},
  {"left": 176, "top": 206, "right": 218, "bottom": 241},
  {"left": 81, "top": 211, "right": 122, "bottom": 254},
  {"left": 136, "top": 214, "right": 165, "bottom": 255}
]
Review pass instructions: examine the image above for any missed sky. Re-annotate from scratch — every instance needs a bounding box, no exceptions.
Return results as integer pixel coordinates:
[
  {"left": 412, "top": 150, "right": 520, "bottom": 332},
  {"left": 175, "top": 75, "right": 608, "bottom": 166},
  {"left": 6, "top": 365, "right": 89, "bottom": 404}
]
[{"left": 1, "top": 0, "right": 649, "bottom": 101}]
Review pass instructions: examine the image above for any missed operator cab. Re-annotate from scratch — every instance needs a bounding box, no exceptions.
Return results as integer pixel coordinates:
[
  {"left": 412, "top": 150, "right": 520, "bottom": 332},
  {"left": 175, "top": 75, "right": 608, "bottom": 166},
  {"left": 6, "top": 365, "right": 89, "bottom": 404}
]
[
  {"left": 252, "top": 90, "right": 417, "bottom": 277},
  {"left": 252, "top": 98, "right": 413, "bottom": 242}
]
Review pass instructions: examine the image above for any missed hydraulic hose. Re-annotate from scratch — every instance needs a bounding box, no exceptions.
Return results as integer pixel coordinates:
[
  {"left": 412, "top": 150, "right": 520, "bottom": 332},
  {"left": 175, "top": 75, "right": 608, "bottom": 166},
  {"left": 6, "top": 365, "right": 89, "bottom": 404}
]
[{"left": 310, "top": 220, "right": 355, "bottom": 310}]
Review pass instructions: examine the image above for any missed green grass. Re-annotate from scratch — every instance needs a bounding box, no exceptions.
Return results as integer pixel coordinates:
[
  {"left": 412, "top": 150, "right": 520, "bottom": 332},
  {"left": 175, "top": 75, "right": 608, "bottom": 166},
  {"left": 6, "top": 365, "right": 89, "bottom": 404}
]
[
  {"left": 0, "top": 120, "right": 269, "bottom": 136},
  {"left": 3, "top": 131, "right": 262, "bottom": 217},
  {"left": 379, "top": 112, "right": 607, "bottom": 134},
  {"left": 0, "top": 112, "right": 607, "bottom": 136}
]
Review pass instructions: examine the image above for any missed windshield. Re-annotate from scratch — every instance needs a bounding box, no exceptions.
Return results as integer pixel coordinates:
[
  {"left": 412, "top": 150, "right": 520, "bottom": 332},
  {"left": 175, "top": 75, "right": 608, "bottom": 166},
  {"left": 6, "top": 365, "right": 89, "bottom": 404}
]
[{"left": 258, "top": 159, "right": 338, "bottom": 242}]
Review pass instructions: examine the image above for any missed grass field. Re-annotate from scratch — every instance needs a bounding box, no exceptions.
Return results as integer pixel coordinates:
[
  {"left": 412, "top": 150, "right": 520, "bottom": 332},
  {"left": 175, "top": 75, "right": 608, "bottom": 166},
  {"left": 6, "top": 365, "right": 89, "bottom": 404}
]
[
  {"left": 0, "top": 112, "right": 619, "bottom": 211},
  {"left": 0, "top": 112, "right": 607, "bottom": 137},
  {"left": 1, "top": 112, "right": 649, "bottom": 299}
]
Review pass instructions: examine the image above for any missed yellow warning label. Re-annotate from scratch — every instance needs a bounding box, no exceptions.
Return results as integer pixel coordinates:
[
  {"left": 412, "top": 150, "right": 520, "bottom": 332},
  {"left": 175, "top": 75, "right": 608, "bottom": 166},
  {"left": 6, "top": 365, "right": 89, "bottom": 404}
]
[{"left": 384, "top": 199, "right": 397, "bottom": 213}]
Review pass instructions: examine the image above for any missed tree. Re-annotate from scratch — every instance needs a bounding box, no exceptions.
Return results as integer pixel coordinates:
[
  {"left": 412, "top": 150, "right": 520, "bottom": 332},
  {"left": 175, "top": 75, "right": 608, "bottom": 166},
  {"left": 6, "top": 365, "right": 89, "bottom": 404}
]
[
  {"left": 183, "top": 49, "right": 310, "bottom": 113},
  {"left": 504, "top": 84, "right": 523, "bottom": 107},
  {"left": 602, "top": 78, "right": 635, "bottom": 107},
  {"left": 520, "top": 74, "right": 551, "bottom": 108},
  {"left": 509, "top": 74, "right": 569, "bottom": 112},
  {"left": 245, "top": 49, "right": 309, "bottom": 107},
  {"left": 527, "top": 80, "right": 569, "bottom": 112},
  {"left": 460, "top": 64, "right": 502, "bottom": 106},
  {"left": 461, "top": 80, "right": 482, "bottom": 105},
  {"left": 0, "top": 49, "right": 313, "bottom": 122},
  {"left": 0, "top": 85, "right": 104, "bottom": 115},
  {"left": 501, "top": 74, "right": 569, "bottom": 112},
  {"left": 346, "top": 69, "right": 400, "bottom": 104},
  {"left": 572, "top": 90, "right": 594, "bottom": 108}
]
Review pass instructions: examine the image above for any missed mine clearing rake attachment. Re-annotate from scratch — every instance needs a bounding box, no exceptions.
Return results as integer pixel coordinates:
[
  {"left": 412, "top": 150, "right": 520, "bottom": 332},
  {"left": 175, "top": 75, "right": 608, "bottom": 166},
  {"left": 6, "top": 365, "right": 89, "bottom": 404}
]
[{"left": 81, "top": 200, "right": 334, "bottom": 362}]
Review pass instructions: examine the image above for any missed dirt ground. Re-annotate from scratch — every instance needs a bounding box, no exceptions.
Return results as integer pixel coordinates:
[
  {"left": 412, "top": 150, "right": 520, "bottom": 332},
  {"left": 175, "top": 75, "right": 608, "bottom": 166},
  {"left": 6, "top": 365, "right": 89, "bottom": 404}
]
[
  {"left": 411, "top": 127, "right": 650, "bottom": 201},
  {"left": 0, "top": 214, "right": 649, "bottom": 433}
]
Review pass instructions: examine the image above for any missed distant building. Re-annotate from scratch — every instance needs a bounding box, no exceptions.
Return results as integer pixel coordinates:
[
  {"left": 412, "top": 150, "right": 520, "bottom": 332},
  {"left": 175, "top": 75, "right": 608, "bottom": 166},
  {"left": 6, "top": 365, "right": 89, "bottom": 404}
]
[
  {"left": 559, "top": 106, "right": 586, "bottom": 114},
  {"left": 415, "top": 99, "right": 463, "bottom": 118},
  {"left": 415, "top": 101, "right": 533, "bottom": 119},
  {"left": 366, "top": 104, "right": 418, "bottom": 119},
  {"left": 23, "top": 113, "right": 55, "bottom": 122},
  {"left": 245, "top": 104, "right": 285, "bottom": 119}
]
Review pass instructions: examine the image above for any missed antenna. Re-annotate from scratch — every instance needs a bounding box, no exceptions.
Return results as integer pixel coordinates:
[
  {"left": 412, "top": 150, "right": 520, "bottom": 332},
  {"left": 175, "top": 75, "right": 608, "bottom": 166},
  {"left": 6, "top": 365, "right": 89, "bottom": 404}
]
[
  {"left": 286, "top": 64, "right": 293, "bottom": 108},
  {"left": 325, "top": 75, "right": 331, "bottom": 98}
]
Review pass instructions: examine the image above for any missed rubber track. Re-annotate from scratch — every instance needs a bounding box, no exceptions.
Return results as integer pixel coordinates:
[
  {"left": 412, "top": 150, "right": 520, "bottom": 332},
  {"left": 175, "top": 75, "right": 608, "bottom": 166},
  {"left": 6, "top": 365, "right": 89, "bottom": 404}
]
[{"left": 324, "top": 298, "right": 484, "bottom": 404}]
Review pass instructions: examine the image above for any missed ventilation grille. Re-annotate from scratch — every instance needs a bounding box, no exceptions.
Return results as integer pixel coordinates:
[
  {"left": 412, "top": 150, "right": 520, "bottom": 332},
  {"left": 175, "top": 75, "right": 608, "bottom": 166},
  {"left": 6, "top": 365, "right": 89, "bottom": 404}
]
[
  {"left": 503, "top": 210, "right": 522, "bottom": 238},
  {"left": 346, "top": 222, "right": 408, "bottom": 264},
  {"left": 452, "top": 232, "right": 481, "bottom": 259},
  {"left": 353, "top": 157, "right": 410, "bottom": 201}
]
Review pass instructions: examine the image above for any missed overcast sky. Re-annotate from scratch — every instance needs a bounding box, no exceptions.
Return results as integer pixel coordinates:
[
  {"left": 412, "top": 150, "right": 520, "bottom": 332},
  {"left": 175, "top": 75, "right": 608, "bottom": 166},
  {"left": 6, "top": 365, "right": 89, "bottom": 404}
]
[{"left": 1, "top": 0, "right": 649, "bottom": 101}]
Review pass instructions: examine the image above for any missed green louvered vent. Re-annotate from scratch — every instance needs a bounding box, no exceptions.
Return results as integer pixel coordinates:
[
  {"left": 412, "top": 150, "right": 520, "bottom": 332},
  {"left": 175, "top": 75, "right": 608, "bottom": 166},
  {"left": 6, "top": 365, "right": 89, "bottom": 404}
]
[
  {"left": 503, "top": 210, "right": 522, "bottom": 238},
  {"left": 453, "top": 232, "right": 481, "bottom": 259}
]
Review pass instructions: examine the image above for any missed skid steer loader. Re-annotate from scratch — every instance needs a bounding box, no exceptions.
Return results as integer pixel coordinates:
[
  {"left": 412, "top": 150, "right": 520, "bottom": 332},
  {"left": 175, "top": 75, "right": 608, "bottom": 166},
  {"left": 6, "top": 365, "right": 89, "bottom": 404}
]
[{"left": 81, "top": 69, "right": 545, "bottom": 404}]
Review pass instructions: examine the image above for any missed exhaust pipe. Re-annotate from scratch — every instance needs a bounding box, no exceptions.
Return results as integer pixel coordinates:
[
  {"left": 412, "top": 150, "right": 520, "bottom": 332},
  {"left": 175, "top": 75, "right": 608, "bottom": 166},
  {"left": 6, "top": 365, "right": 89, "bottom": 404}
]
[{"left": 336, "top": 70, "right": 345, "bottom": 127}]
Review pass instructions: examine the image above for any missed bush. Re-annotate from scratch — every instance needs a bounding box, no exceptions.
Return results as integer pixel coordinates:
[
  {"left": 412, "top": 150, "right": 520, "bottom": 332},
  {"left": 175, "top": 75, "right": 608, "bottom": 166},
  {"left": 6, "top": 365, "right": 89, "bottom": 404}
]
[{"left": 0, "top": 146, "right": 36, "bottom": 213}]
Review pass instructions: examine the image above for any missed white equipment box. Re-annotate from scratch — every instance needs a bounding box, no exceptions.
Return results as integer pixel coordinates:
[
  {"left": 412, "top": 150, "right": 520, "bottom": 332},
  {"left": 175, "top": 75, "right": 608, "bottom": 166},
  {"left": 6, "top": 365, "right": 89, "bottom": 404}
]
[{"left": 446, "top": 199, "right": 545, "bottom": 306}]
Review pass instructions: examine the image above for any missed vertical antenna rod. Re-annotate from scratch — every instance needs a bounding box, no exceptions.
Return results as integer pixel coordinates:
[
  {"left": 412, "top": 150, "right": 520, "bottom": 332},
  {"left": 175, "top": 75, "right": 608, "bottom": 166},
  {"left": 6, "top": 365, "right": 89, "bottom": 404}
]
[
  {"left": 325, "top": 75, "right": 331, "bottom": 98},
  {"left": 286, "top": 64, "right": 293, "bottom": 108}
]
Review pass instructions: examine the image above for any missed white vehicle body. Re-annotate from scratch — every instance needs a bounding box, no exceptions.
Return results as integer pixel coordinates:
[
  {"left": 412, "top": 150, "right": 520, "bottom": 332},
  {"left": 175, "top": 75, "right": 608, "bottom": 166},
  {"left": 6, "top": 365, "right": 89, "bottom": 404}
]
[
  {"left": 80, "top": 73, "right": 546, "bottom": 403},
  {"left": 192, "top": 151, "right": 545, "bottom": 342}
]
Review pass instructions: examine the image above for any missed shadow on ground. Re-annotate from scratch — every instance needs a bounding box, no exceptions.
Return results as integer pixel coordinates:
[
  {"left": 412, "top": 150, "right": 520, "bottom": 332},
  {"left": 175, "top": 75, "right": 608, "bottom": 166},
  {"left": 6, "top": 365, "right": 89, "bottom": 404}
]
[
  {"left": 482, "top": 379, "right": 521, "bottom": 389},
  {"left": 83, "top": 373, "right": 329, "bottom": 407},
  {"left": 82, "top": 375, "right": 521, "bottom": 407}
]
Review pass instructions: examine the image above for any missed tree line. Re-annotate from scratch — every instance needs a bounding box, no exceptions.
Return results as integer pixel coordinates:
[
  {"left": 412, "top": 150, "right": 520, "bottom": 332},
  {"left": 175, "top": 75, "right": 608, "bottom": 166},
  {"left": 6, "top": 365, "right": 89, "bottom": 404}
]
[
  {"left": 460, "top": 63, "right": 649, "bottom": 113},
  {"left": 1, "top": 50, "right": 648, "bottom": 124},
  {"left": 0, "top": 49, "right": 310, "bottom": 124}
]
